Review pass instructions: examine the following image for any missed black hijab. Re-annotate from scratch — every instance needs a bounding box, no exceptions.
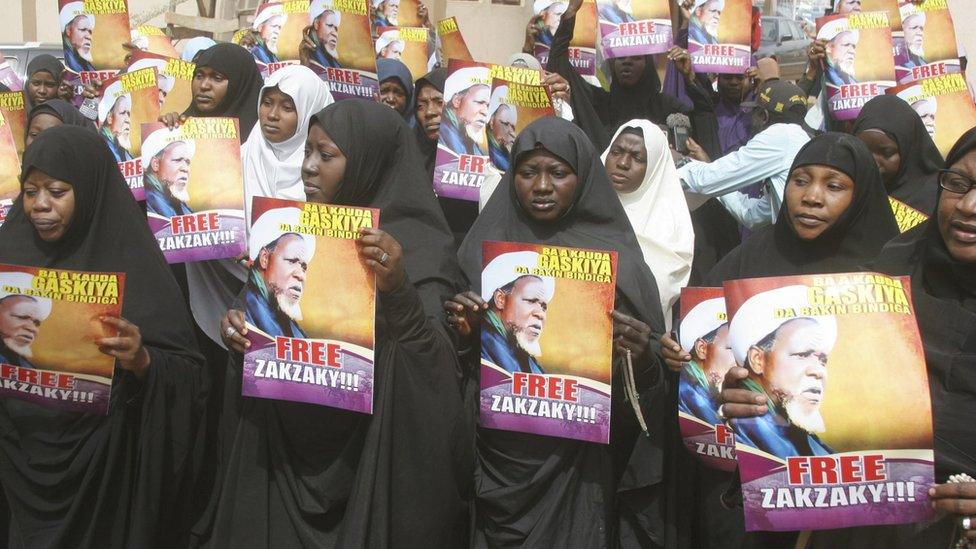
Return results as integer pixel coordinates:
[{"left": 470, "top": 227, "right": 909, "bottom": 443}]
[
  {"left": 0, "top": 126, "right": 206, "bottom": 546},
  {"left": 376, "top": 58, "right": 416, "bottom": 121},
  {"left": 26, "top": 99, "right": 96, "bottom": 137},
  {"left": 413, "top": 67, "right": 445, "bottom": 173},
  {"left": 605, "top": 56, "right": 679, "bottom": 131},
  {"left": 312, "top": 98, "right": 459, "bottom": 313},
  {"left": 708, "top": 132, "right": 900, "bottom": 282},
  {"left": 853, "top": 95, "right": 943, "bottom": 214},
  {"left": 24, "top": 54, "right": 65, "bottom": 109},
  {"left": 184, "top": 43, "right": 263, "bottom": 140}
]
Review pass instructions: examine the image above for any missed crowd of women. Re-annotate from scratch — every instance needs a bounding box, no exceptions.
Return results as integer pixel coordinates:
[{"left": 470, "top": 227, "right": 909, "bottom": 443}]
[{"left": 0, "top": 0, "right": 974, "bottom": 547}]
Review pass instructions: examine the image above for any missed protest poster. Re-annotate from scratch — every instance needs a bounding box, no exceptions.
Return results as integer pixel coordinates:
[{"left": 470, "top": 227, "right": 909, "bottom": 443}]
[
  {"left": 128, "top": 51, "right": 195, "bottom": 115},
  {"left": 0, "top": 265, "right": 125, "bottom": 415},
  {"left": 250, "top": 1, "right": 308, "bottom": 78},
  {"left": 434, "top": 60, "right": 542, "bottom": 201},
  {"left": 371, "top": 0, "right": 422, "bottom": 28},
  {"left": 816, "top": 11, "right": 896, "bottom": 121},
  {"left": 532, "top": 0, "right": 598, "bottom": 77},
  {"left": 0, "top": 53, "right": 23, "bottom": 92},
  {"left": 0, "top": 111, "right": 19, "bottom": 204},
  {"left": 58, "top": 0, "right": 130, "bottom": 85},
  {"left": 677, "top": 287, "right": 736, "bottom": 471},
  {"left": 129, "top": 25, "right": 180, "bottom": 58},
  {"left": 486, "top": 77, "right": 555, "bottom": 174},
  {"left": 0, "top": 92, "right": 27, "bottom": 156},
  {"left": 96, "top": 68, "right": 160, "bottom": 192},
  {"left": 687, "top": 0, "right": 751, "bottom": 75},
  {"left": 598, "top": 0, "right": 673, "bottom": 59},
  {"left": 242, "top": 197, "right": 378, "bottom": 413},
  {"left": 436, "top": 17, "right": 474, "bottom": 62},
  {"left": 479, "top": 241, "right": 617, "bottom": 444},
  {"left": 142, "top": 118, "right": 246, "bottom": 263},
  {"left": 888, "top": 197, "right": 928, "bottom": 233},
  {"left": 889, "top": 73, "right": 976, "bottom": 157},
  {"left": 723, "top": 273, "right": 935, "bottom": 532},
  {"left": 376, "top": 26, "right": 429, "bottom": 80},
  {"left": 307, "top": 0, "right": 380, "bottom": 100},
  {"left": 894, "top": 0, "right": 960, "bottom": 84}
]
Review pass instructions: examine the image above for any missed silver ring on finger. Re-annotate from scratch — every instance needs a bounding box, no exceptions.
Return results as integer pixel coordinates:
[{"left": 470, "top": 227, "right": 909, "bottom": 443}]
[
  {"left": 717, "top": 404, "right": 727, "bottom": 420},
  {"left": 225, "top": 326, "right": 237, "bottom": 338},
  {"left": 963, "top": 516, "right": 973, "bottom": 531},
  {"left": 379, "top": 251, "right": 390, "bottom": 265}
]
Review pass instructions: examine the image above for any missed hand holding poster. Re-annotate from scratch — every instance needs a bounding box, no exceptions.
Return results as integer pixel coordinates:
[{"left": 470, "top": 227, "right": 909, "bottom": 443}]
[
  {"left": 486, "top": 78, "right": 555, "bottom": 173},
  {"left": 533, "top": 0, "right": 598, "bottom": 77},
  {"left": 251, "top": 1, "right": 309, "bottom": 77},
  {"left": 479, "top": 241, "right": 617, "bottom": 444},
  {"left": 96, "top": 68, "right": 160, "bottom": 192},
  {"left": 816, "top": 11, "right": 896, "bottom": 121},
  {"left": 688, "top": 0, "right": 751, "bottom": 74},
  {"left": 307, "top": 0, "right": 380, "bottom": 100},
  {"left": 128, "top": 51, "right": 195, "bottom": 114},
  {"left": 58, "top": 0, "right": 130, "bottom": 81},
  {"left": 142, "top": 118, "right": 246, "bottom": 263},
  {"left": 0, "top": 53, "right": 23, "bottom": 92},
  {"left": 895, "top": 0, "right": 960, "bottom": 84},
  {"left": 376, "top": 26, "right": 429, "bottom": 80},
  {"left": 724, "top": 273, "right": 935, "bottom": 532},
  {"left": 0, "top": 92, "right": 27, "bottom": 156},
  {"left": 598, "top": 0, "right": 673, "bottom": 59},
  {"left": 242, "top": 197, "right": 377, "bottom": 413},
  {"left": 0, "top": 265, "right": 124, "bottom": 415},
  {"left": 677, "top": 287, "right": 736, "bottom": 471},
  {"left": 436, "top": 17, "right": 473, "bottom": 62},
  {"left": 888, "top": 73, "right": 976, "bottom": 157}
]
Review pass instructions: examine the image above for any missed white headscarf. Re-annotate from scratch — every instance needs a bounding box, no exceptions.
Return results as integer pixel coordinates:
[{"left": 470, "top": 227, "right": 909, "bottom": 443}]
[
  {"left": 601, "top": 119, "right": 694, "bottom": 330},
  {"left": 241, "top": 65, "right": 334, "bottom": 224}
]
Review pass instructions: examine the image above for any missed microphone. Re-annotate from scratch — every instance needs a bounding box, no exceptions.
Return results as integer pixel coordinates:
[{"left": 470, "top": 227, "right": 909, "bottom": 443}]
[{"left": 666, "top": 113, "right": 692, "bottom": 154}]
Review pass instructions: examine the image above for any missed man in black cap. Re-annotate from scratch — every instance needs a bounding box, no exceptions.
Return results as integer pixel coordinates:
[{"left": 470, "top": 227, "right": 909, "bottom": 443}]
[{"left": 677, "top": 80, "right": 815, "bottom": 230}]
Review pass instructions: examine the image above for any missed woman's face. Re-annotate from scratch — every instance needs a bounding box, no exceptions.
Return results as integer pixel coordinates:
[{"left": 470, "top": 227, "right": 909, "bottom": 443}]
[
  {"left": 302, "top": 122, "right": 346, "bottom": 203},
  {"left": 604, "top": 131, "right": 647, "bottom": 193},
  {"left": 785, "top": 164, "right": 855, "bottom": 241},
  {"left": 259, "top": 87, "right": 299, "bottom": 144},
  {"left": 25, "top": 113, "right": 63, "bottom": 147},
  {"left": 856, "top": 130, "right": 901, "bottom": 190},
  {"left": 379, "top": 78, "right": 407, "bottom": 113},
  {"left": 27, "top": 71, "right": 58, "bottom": 106},
  {"left": 191, "top": 66, "right": 229, "bottom": 113},
  {"left": 938, "top": 149, "right": 976, "bottom": 264},
  {"left": 514, "top": 149, "right": 578, "bottom": 222},
  {"left": 611, "top": 56, "right": 645, "bottom": 87},
  {"left": 22, "top": 169, "right": 75, "bottom": 242}
]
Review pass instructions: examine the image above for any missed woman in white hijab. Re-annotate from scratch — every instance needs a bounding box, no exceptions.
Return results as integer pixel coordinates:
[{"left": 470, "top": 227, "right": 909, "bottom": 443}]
[
  {"left": 187, "top": 64, "right": 334, "bottom": 348},
  {"left": 241, "top": 64, "right": 334, "bottom": 224},
  {"left": 601, "top": 119, "right": 694, "bottom": 330}
]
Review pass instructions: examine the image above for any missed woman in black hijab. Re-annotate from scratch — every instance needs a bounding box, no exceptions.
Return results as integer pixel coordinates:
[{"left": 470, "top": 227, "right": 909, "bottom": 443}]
[
  {"left": 799, "top": 128, "right": 976, "bottom": 549},
  {"left": 193, "top": 100, "right": 467, "bottom": 547},
  {"left": 160, "top": 43, "right": 263, "bottom": 140},
  {"left": 853, "top": 94, "right": 943, "bottom": 221},
  {"left": 0, "top": 126, "right": 208, "bottom": 547},
  {"left": 377, "top": 58, "right": 415, "bottom": 121},
  {"left": 23, "top": 55, "right": 66, "bottom": 110},
  {"left": 446, "top": 117, "right": 669, "bottom": 547},
  {"left": 414, "top": 67, "right": 445, "bottom": 174},
  {"left": 25, "top": 99, "right": 95, "bottom": 147}
]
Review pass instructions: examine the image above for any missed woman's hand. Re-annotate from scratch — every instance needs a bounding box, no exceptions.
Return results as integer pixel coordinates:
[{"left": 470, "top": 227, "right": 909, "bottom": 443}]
[
  {"left": 661, "top": 333, "right": 691, "bottom": 372},
  {"left": 220, "top": 309, "right": 249, "bottom": 354},
  {"left": 564, "top": 0, "right": 584, "bottom": 20},
  {"left": 159, "top": 111, "right": 186, "bottom": 129},
  {"left": 667, "top": 46, "right": 695, "bottom": 84},
  {"left": 805, "top": 39, "right": 827, "bottom": 79},
  {"left": 443, "top": 291, "right": 487, "bottom": 338},
  {"left": 718, "top": 366, "right": 767, "bottom": 419},
  {"left": 686, "top": 137, "right": 710, "bottom": 162},
  {"left": 523, "top": 15, "right": 542, "bottom": 54},
  {"left": 97, "top": 316, "right": 150, "bottom": 380},
  {"left": 357, "top": 227, "right": 405, "bottom": 293},
  {"left": 542, "top": 71, "right": 571, "bottom": 104},
  {"left": 929, "top": 482, "right": 976, "bottom": 542},
  {"left": 80, "top": 78, "right": 102, "bottom": 100},
  {"left": 611, "top": 311, "right": 652, "bottom": 364}
]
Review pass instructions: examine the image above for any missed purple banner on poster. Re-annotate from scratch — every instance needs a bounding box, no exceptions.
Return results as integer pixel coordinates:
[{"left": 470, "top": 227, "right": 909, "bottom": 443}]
[
  {"left": 149, "top": 212, "right": 247, "bottom": 263},
  {"left": 0, "top": 375, "right": 112, "bottom": 415},
  {"left": 480, "top": 361, "right": 611, "bottom": 444},
  {"left": 119, "top": 159, "right": 145, "bottom": 201},
  {"left": 242, "top": 331, "right": 375, "bottom": 414},
  {"left": 432, "top": 146, "right": 487, "bottom": 202},
  {"left": 738, "top": 448, "right": 936, "bottom": 531},
  {"left": 825, "top": 81, "right": 894, "bottom": 121},
  {"left": 533, "top": 44, "right": 597, "bottom": 77},
  {"left": 309, "top": 64, "right": 379, "bottom": 101},
  {"left": 600, "top": 19, "right": 673, "bottom": 58},
  {"left": 895, "top": 59, "right": 961, "bottom": 84},
  {"left": 688, "top": 42, "right": 750, "bottom": 74},
  {"left": 678, "top": 414, "right": 737, "bottom": 471}
]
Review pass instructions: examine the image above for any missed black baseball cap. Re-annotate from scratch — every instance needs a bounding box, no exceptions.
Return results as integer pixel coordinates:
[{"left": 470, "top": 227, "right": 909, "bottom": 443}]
[{"left": 741, "top": 81, "right": 807, "bottom": 113}]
